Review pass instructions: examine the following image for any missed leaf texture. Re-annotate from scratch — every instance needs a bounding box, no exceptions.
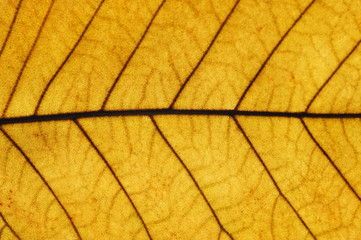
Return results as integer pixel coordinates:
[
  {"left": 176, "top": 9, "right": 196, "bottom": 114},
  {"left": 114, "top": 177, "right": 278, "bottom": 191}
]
[{"left": 1, "top": 0, "right": 361, "bottom": 239}]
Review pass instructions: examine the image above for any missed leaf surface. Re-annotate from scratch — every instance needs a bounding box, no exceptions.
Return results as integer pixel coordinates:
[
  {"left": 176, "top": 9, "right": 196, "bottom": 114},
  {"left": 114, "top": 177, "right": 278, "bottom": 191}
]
[{"left": 0, "top": 0, "right": 361, "bottom": 239}]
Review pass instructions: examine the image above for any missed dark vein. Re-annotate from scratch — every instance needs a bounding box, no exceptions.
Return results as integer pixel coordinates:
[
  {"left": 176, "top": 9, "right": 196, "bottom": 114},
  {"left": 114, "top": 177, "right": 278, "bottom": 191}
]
[
  {"left": 150, "top": 116, "right": 234, "bottom": 239},
  {"left": 300, "top": 119, "right": 361, "bottom": 201},
  {"left": 33, "top": 0, "right": 106, "bottom": 115},
  {"left": 301, "top": 38, "right": 361, "bottom": 204},
  {"left": 0, "top": 0, "right": 24, "bottom": 57},
  {"left": 217, "top": 230, "right": 222, "bottom": 240},
  {"left": 232, "top": 117, "right": 316, "bottom": 239},
  {"left": 0, "top": 225, "right": 5, "bottom": 238},
  {"left": 100, "top": 0, "right": 166, "bottom": 110},
  {"left": 2, "top": 0, "right": 55, "bottom": 117},
  {"left": 2, "top": 110, "right": 361, "bottom": 126},
  {"left": 305, "top": 38, "right": 361, "bottom": 111},
  {"left": 234, "top": 0, "right": 316, "bottom": 110},
  {"left": 0, "top": 128, "right": 82, "bottom": 240},
  {"left": 73, "top": 120, "right": 152, "bottom": 240},
  {"left": 0, "top": 212, "right": 20, "bottom": 239},
  {"left": 168, "top": 0, "right": 241, "bottom": 109}
]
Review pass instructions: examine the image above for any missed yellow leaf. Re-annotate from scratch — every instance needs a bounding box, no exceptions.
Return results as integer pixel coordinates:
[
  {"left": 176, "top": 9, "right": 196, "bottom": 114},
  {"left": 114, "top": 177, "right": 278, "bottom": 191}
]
[{"left": 1, "top": 0, "right": 361, "bottom": 239}]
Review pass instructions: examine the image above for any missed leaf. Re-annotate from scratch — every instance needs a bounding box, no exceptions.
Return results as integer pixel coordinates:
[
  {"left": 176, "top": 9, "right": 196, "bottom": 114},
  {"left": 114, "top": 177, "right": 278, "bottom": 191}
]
[{"left": 0, "top": 0, "right": 361, "bottom": 239}]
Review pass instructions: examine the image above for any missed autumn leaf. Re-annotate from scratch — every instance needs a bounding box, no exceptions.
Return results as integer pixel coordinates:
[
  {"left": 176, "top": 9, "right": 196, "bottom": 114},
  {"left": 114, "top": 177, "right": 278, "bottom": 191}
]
[{"left": 1, "top": 0, "right": 361, "bottom": 239}]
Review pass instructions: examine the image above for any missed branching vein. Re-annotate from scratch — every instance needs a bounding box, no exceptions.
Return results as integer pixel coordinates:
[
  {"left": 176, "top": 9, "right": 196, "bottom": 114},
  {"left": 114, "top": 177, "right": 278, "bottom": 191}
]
[
  {"left": 301, "top": 38, "right": 361, "bottom": 202},
  {"left": 169, "top": 0, "right": 241, "bottom": 109},
  {"left": 234, "top": 0, "right": 316, "bottom": 110},
  {"left": 2, "top": 0, "right": 55, "bottom": 117},
  {"left": 0, "top": 0, "right": 24, "bottom": 57},
  {"left": 0, "top": 212, "right": 20, "bottom": 240},
  {"left": 305, "top": 38, "right": 361, "bottom": 111},
  {"left": 73, "top": 120, "right": 153, "bottom": 240},
  {"left": 150, "top": 116, "right": 234, "bottom": 239},
  {"left": 0, "top": 128, "right": 82, "bottom": 240},
  {"left": 33, "top": 0, "right": 107, "bottom": 115},
  {"left": 232, "top": 117, "right": 316, "bottom": 239},
  {"left": 300, "top": 119, "right": 361, "bottom": 201},
  {"left": 101, "top": 0, "right": 167, "bottom": 110}
]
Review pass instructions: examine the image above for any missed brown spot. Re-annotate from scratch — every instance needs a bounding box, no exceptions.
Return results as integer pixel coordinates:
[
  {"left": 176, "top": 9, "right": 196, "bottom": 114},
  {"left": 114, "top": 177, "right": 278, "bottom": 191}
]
[
  {"left": 290, "top": 74, "right": 295, "bottom": 82},
  {"left": 256, "top": 26, "right": 263, "bottom": 33}
]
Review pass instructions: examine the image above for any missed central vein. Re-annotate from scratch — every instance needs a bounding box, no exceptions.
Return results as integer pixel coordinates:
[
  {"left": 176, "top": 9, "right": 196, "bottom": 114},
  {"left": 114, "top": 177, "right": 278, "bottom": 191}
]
[{"left": 0, "top": 109, "right": 359, "bottom": 126}]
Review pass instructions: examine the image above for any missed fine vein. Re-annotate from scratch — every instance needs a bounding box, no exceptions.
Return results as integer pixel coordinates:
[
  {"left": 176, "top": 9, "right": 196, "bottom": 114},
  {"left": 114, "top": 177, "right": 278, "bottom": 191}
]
[
  {"left": 73, "top": 120, "right": 153, "bottom": 240},
  {"left": 0, "top": 128, "right": 82, "bottom": 240},
  {"left": 169, "top": 0, "right": 241, "bottom": 108},
  {"left": 305, "top": 38, "right": 361, "bottom": 111},
  {"left": 101, "top": 0, "right": 167, "bottom": 110},
  {"left": 150, "top": 116, "right": 234, "bottom": 239},
  {"left": 300, "top": 119, "right": 361, "bottom": 201},
  {"left": 234, "top": 0, "right": 316, "bottom": 110},
  {"left": 0, "top": 212, "right": 20, "bottom": 240},
  {"left": 2, "top": 0, "right": 55, "bottom": 117},
  {"left": 33, "top": 0, "right": 106, "bottom": 115},
  {"left": 301, "top": 38, "right": 361, "bottom": 203},
  {"left": 232, "top": 117, "right": 316, "bottom": 239},
  {"left": 0, "top": 0, "right": 24, "bottom": 57}
]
